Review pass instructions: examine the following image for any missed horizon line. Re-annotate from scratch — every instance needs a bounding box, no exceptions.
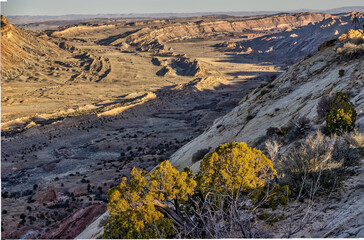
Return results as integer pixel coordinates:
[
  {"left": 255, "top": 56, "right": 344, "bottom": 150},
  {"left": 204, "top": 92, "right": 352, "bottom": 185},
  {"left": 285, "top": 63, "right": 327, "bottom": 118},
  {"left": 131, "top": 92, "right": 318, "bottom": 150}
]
[{"left": 4, "top": 5, "right": 364, "bottom": 18}]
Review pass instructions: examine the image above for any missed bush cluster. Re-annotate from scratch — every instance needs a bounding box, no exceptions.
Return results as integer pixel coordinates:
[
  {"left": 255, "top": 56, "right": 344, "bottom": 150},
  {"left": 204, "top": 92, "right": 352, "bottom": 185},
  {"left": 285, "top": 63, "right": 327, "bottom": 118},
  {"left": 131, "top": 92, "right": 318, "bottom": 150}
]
[
  {"left": 104, "top": 91, "right": 360, "bottom": 237},
  {"left": 104, "top": 142, "right": 283, "bottom": 238},
  {"left": 326, "top": 92, "right": 357, "bottom": 135}
]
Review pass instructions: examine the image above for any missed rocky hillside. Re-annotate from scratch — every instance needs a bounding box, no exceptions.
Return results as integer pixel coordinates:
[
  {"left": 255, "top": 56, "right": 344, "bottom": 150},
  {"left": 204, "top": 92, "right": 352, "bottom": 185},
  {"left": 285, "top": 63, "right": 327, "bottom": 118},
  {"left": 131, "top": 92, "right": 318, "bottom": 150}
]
[
  {"left": 1, "top": 15, "right": 112, "bottom": 83},
  {"left": 166, "top": 30, "right": 364, "bottom": 237},
  {"left": 77, "top": 30, "right": 364, "bottom": 239},
  {"left": 0, "top": 15, "right": 60, "bottom": 79},
  {"left": 170, "top": 30, "right": 364, "bottom": 172},
  {"left": 216, "top": 13, "right": 363, "bottom": 63},
  {"left": 93, "top": 12, "right": 330, "bottom": 51}
]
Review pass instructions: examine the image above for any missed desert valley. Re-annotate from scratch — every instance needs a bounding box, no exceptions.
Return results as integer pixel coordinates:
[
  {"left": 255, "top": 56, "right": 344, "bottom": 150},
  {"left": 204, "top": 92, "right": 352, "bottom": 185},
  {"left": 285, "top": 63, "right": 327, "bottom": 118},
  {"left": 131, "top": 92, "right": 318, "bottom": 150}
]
[{"left": 1, "top": 8, "right": 364, "bottom": 239}]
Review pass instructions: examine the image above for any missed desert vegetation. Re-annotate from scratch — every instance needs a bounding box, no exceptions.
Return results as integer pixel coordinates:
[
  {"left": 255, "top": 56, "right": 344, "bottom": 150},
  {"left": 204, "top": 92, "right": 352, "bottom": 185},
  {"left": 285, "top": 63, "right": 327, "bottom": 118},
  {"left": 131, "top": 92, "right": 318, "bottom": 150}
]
[
  {"left": 103, "top": 92, "right": 363, "bottom": 238},
  {"left": 337, "top": 29, "right": 364, "bottom": 59},
  {"left": 103, "top": 126, "right": 363, "bottom": 238},
  {"left": 103, "top": 142, "right": 284, "bottom": 238},
  {"left": 2, "top": 11, "right": 364, "bottom": 239},
  {"left": 325, "top": 92, "right": 357, "bottom": 135}
]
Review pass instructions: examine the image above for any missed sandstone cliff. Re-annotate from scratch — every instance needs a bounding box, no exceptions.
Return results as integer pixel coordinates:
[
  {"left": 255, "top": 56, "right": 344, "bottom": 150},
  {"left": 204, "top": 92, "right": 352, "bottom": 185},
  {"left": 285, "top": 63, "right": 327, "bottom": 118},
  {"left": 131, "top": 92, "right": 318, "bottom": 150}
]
[
  {"left": 1, "top": 15, "right": 60, "bottom": 79},
  {"left": 217, "top": 13, "right": 364, "bottom": 63},
  {"left": 94, "top": 12, "right": 330, "bottom": 50}
]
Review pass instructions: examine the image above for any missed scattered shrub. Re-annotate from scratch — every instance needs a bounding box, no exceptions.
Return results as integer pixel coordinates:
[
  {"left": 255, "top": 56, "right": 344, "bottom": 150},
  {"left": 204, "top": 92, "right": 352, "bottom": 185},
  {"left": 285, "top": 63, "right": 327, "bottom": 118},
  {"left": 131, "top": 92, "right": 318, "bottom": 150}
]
[
  {"left": 246, "top": 114, "right": 255, "bottom": 121},
  {"left": 317, "top": 95, "right": 332, "bottom": 121},
  {"left": 338, "top": 69, "right": 345, "bottom": 77},
  {"left": 266, "top": 127, "right": 280, "bottom": 138},
  {"left": 250, "top": 183, "right": 291, "bottom": 211},
  {"left": 260, "top": 88, "right": 270, "bottom": 96},
  {"left": 191, "top": 148, "right": 211, "bottom": 163},
  {"left": 291, "top": 116, "right": 311, "bottom": 138},
  {"left": 265, "top": 118, "right": 309, "bottom": 144},
  {"left": 340, "top": 42, "right": 364, "bottom": 59},
  {"left": 103, "top": 161, "right": 196, "bottom": 239},
  {"left": 333, "top": 130, "right": 364, "bottom": 166},
  {"left": 326, "top": 92, "right": 357, "bottom": 135},
  {"left": 282, "top": 131, "right": 343, "bottom": 198},
  {"left": 197, "top": 142, "right": 276, "bottom": 198}
]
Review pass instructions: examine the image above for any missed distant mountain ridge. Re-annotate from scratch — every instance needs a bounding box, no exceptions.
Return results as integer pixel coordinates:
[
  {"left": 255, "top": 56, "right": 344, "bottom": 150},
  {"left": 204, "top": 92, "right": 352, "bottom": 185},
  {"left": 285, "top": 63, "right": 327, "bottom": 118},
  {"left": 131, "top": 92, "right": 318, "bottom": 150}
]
[{"left": 6, "top": 6, "right": 364, "bottom": 25}]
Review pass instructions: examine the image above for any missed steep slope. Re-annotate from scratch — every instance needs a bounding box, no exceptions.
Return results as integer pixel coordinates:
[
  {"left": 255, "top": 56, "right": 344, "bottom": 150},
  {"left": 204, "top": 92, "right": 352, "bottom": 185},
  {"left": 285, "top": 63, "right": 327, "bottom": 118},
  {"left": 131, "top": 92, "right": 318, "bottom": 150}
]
[
  {"left": 1, "top": 16, "right": 111, "bottom": 82},
  {"left": 169, "top": 30, "right": 364, "bottom": 173},
  {"left": 164, "top": 30, "right": 364, "bottom": 238},
  {"left": 94, "top": 12, "right": 330, "bottom": 50},
  {"left": 76, "top": 30, "right": 364, "bottom": 239},
  {"left": 216, "top": 13, "right": 361, "bottom": 63},
  {"left": 0, "top": 15, "right": 60, "bottom": 79}
]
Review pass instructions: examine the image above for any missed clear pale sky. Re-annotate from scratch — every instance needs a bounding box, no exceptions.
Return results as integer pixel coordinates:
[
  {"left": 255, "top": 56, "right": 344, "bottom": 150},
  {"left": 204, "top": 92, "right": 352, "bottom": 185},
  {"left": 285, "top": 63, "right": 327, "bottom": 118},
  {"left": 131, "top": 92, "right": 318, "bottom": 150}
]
[{"left": 1, "top": 0, "right": 364, "bottom": 16}]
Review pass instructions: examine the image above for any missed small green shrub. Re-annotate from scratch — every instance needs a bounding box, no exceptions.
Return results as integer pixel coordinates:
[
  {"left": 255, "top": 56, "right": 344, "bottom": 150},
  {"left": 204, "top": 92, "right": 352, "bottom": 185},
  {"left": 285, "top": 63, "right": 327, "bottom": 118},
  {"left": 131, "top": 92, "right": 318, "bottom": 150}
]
[
  {"left": 326, "top": 92, "right": 357, "bottom": 135},
  {"left": 103, "top": 215, "right": 174, "bottom": 239},
  {"left": 338, "top": 69, "right": 345, "bottom": 77},
  {"left": 250, "top": 183, "right": 291, "bottom": 211}
]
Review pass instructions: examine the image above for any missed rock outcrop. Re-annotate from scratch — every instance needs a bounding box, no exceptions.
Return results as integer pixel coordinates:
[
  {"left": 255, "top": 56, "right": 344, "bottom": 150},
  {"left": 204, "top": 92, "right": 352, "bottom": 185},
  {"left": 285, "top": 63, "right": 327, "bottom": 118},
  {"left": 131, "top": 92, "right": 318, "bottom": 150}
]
[
  {"left": 169, "top": 30, "right": 364, "bottom": 172},
  {"left": 216, "top": 13, "right": 363, "bottom": 63},
  {"left": 95, "top": 12, "right": 330, "bottom": 50},
  {"left": 41, "top": 204, "right": 106, "bottom": 239},
  {"left": 156, "top": 56, "right": 206, "bottom": 77},
  {"left": 1, "top": 15, "right": 59, "bottom": 79}
]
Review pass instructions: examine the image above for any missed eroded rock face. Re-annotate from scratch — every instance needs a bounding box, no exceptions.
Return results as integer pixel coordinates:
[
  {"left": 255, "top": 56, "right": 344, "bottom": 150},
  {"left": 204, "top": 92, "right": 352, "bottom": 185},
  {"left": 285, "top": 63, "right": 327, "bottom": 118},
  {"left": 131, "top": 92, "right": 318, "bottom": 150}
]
[
  {"left": 1, "top": 15, "right": 12, "bottom": 34},
  {"left": 169, "top": 30, "right": 364, "bottom": 173},
  {"left": 42, "top": 204, "right": 106, "bottom": 239},
  {"left": 216, "top": 13, "right": 363, "bottom": 63},
  {"left": 1, "top": 15, "right": 60, "bottom": 79},
  {"left": 156, "top": 57, "right": 206, "bottom": 77},
  {"left": 171, "top": 57, "right": 205, "bottom": 76},
  {"left": 91, "top": 12, "right": 330, "bottom": 50},
  {"left": 0, "top": 16, "right": 112, "bottom": 82}
]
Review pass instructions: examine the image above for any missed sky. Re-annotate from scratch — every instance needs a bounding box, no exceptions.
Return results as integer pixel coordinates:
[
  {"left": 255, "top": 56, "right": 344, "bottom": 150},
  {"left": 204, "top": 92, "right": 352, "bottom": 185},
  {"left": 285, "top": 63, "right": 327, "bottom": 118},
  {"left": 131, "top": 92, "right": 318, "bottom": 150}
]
[{"left": 1, "top": 0, "right": 364, "bottom": 16}]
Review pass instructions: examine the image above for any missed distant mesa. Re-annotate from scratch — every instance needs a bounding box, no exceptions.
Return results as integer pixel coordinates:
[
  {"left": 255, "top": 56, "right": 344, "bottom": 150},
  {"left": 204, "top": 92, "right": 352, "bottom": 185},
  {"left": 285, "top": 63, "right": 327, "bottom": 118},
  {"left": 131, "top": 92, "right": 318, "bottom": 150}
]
[
  {"left": 215, "top": 12, "right": 363, "bottom": 63},
  {"left": 91, "top": 12, "right": 331, "bottom": 54}
]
